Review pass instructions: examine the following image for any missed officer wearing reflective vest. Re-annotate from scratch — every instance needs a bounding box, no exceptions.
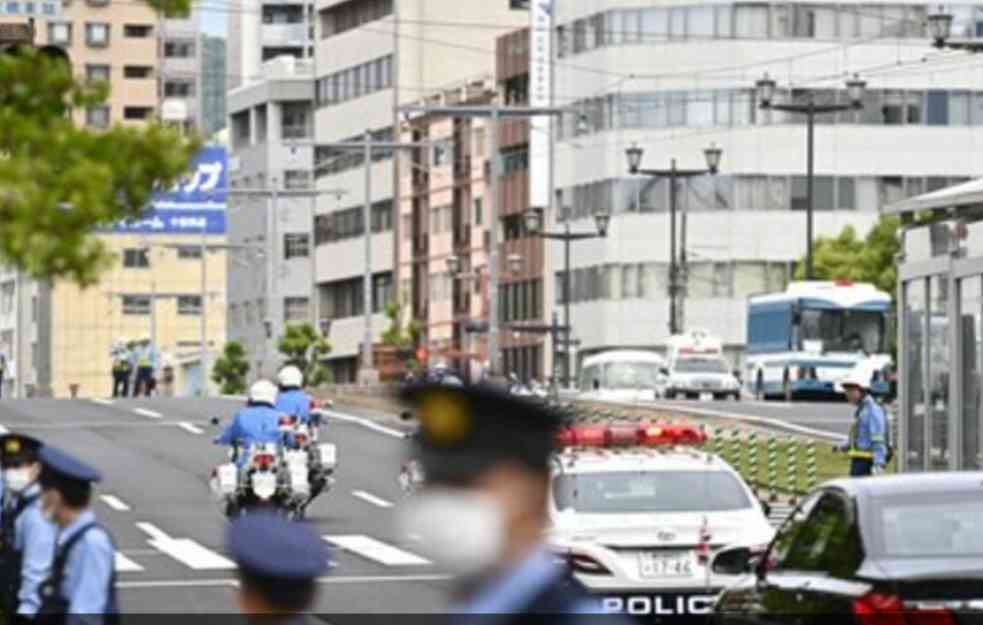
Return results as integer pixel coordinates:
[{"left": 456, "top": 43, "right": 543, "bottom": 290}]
[
  {"left": 0, "top": 434, "right": 57, "bottom": 624},
  {"left": 35, "top": 446, "right": 118, "bottom": 624},
  {"left": 836, "top": 371, "right": 889, "bottom": 476}
]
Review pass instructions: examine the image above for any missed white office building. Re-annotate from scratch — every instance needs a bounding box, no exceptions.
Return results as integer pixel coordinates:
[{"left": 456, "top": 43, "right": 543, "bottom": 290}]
[
  {"left": 549, "top": 0, "right": 983, "bottom": 372},
  {"left": 312, "top": 0, "right": 526, "bottom": 382},
  {"left": 228, "top": 0, "right": 313, "bottom": 90}
]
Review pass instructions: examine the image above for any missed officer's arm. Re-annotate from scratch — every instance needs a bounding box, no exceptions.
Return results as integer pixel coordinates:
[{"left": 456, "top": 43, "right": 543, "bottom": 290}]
[
  {"left": 17, "top": 510, "right": 57, "bottom": 616},
  {"left": 214, "top": 414, "right": 241, "bottom": 445},
  {"left": 869, "top": 409, "right": 888, "bottom": 466},
  {"left": 65, "top": 532, "right": 114, "bottom": 621}
]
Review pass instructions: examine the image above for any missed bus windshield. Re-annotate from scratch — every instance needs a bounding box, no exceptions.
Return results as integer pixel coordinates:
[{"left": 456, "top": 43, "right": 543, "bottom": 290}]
[
  {"left": 580, "top": 361, "right": 663, "bottom": 390},
  {"left": 799, "top": 308, "right": 886, "bottom": 353}
]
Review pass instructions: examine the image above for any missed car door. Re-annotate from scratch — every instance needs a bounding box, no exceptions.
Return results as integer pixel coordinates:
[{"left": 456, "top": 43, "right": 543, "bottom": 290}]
[{"left": 715, "top": 491, "right": 823, "bottom": 625}]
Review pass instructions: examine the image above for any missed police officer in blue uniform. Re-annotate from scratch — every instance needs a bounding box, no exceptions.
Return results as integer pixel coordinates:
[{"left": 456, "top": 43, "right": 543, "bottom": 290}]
[
  {"left": 837, "top": 371, "right": 889, "bottom": 476},
  {"left": 226, "top": 512, "right": 332, "bottom": 624},
  {"left": 35, "top": 446, "right": 117, "bottom": 624},
  {"left": 0, "top": 434, "right": 57, "bottom": 624},
  {"left": 398, "top": 382, "right": 619, "bottom": 623},
  {"left": 275, "top": 365, "right": 312, "bottom": 425},
  {"left": 214, "top": 379, "right": 282, "bottom": 466}
]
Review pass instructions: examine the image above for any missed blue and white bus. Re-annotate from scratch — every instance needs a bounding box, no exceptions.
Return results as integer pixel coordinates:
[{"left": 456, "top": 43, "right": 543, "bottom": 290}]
[{"left": 746, "top": 281, "right": 892, "bottom": 400}]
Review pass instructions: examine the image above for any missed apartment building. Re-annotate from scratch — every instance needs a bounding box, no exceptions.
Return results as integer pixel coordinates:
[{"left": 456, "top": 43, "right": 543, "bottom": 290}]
[
  {"left": 227, "top": 56, "right": 317, "bottom": 378},
  {"left": 313, "top": 0, "right": 527, "bottom": 383},
  {"left": 228, "top": 0, "right": 313, "bottom": 90},
  {"left": 201, "top": 33, "right": 228, "bottom": 135}
]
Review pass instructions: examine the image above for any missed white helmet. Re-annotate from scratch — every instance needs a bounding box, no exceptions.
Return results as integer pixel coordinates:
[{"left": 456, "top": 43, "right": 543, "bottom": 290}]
[
  {"left": 277, "top": 365, "right": 303, "bottom": 388},
  {"left": 840, "top": 369, "right": 872, "bottom": 391},
  {"left": 248, "top": 380, "right": 278, "bottom": 406}
]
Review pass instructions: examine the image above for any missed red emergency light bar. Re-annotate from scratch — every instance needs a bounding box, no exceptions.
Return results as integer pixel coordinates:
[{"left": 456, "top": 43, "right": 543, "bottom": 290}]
[{"left": 555, "top": 422, "right": 707, "bottom": 448}]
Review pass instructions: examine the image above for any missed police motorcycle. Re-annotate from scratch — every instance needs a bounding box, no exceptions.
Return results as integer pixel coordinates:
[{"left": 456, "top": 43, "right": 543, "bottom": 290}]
[
  {"left": 209, "top": 436, "right": 297, "bottom": 518},
  {"left": 275, "top": 412, "right": 338, "bottom": 517}
]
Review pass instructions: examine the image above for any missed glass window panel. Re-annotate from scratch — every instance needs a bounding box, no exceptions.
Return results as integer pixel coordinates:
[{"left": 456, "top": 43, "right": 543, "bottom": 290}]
[
  {"left": 790, "top": 176, "right": 809, "bottom": 210},
  {"left": 689, "top": 6, "right": 714, "bottom": 38},
  {"left": 906, "top": 5, "right": 927, "bottom": 37},
  {"left": 639, "top": 263, "right": 658, "bottom": 298},
  {"left": 880, "top": 177, "right": 905, "bottom": 207},
  {"left": 927, "top": 90, "right": 948, "bottom": 125},
  {"left": 733, "top": 262, "right": 768, "bottom": 296},
  {"left": 857, "top": 5, "right": 882, "bottom": 37},
  {"left": 622, "top": 264, "right": 638, "bottom": 299},
  {"left": 814, "top": 176, "right": 835, "bottom": 210},
  {"left": 688, "top": 263, "right": 714, "bottom": 298},
  {"left": 856, "top": 177, "right": 879, "bottom": 211},
  {"left": 960, "top": 277, "right": 982, "bottom": 469},
  {"left": 573, "top": 19, "right": 587, "bottom": 53},
  {"left": 607, "top": 10, "right": 623, "bottom": 45},
  {"left": 770, "top": 3, "right": 789, "bottom": 37},
  {"left": 715, "top": 90, "right": 732, "bottom": 126},
  {"left": 670, "top": 7, "right": 686, "bottom": 39},
  {"left": 640, "top": 93, "right": 666, "bottom": 128},
  {"left": 687, "top": 91, "right": 714, "bottom": 127},
  {"left": 667, "top": 91, "right": 686, "bottom": 126},
  {"left": 837, "top": 177, "right": 855, "bottom": 210},
  {"left": 859, "top": 89, "right": 883, "bottom": 124},
  {"left": 715, "top": 5, "right": 733, "bottom": 37},
  {"left": 929, "top": 275, "right": 950, "bottom": 470},
  {"left": 641, "top": 7, "right": 668, "bottom": 42},
  {"left": 734, "top": 4, "right": 769, "bottom": 38},
  {"left": 950, "top": 91, "right": 971, "bottom": 125},
  {"left": 906, "top": 176, "right": 925, "bottom": 199},
  {"left": 815, "top": 5, "right": 838, "bottom": 38},
  {"left": 623, "top": 9, "right": 641, "bottom": 43},
  {"left": 840, "top": 5, "right": 859, "bottom": 38},
  {"left": 881, "top": 5, "right": 905, "bottom": 36},
  {"left": 791, "top": 4, "right": 814, "bottom": 37},
  {"left": 733, "top": 90, "right": 754, "bottom": 125},
  {"left": 926, "top": 177, "right": 949, "bottom": 192},
  {"left": 906, "top": 91, "right": 923, "bottom": 124},
  {"left": 883, "top": 90, "right": 905, "bottom": 125},
  {"left": 950, "top": 5, "right": 975, "bottom": 38}
]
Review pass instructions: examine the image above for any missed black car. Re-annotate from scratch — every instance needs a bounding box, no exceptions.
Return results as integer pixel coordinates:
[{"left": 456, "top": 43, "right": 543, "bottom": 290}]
[{"left": 709, "top": 472, "right": 983, "bottom": 624}]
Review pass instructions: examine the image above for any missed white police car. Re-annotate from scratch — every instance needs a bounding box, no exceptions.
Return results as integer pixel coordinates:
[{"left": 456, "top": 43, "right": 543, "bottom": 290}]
[{"left": 546, "top": 422, "right": 775, "bottom": 621}]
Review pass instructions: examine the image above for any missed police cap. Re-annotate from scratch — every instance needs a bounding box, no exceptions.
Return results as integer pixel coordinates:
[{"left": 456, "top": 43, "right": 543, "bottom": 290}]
[
  {"left": 38, "top": 445, "right": 102, "bottom": 485},
  {"left": 226, "top": 513, "right": 332, "bottom": 581},
  {"left": 0, "top": 433, "right": 42, "bottom": 466},
  {"left": 400, "top": 382, "right": 562, "bottom": 485}
]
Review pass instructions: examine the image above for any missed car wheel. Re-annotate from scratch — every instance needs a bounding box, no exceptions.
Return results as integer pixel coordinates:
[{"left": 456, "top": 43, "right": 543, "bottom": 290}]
[{"left": 713, "top": 393, "right": 725, "bottom": 401}]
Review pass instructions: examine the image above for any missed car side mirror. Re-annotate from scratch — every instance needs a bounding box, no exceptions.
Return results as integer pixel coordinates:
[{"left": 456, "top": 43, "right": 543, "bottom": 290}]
[
  {"left": 760, "top": 499, "right": 771, "bottom": 517},
  {"left": 710, "top": 546, "right": 752, "bottom": 576}
]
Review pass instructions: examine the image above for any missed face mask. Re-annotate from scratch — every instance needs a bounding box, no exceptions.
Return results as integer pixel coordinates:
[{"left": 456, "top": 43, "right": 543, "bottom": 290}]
[
  {"left": 3, "top": 467, "right": 33, "bottom": 493},
  {"left": 396, "top": 489, "right": 506, "bottom": 578}
]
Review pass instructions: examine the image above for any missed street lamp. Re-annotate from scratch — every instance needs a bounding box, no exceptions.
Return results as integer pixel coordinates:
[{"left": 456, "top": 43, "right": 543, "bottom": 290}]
[
  {"left": 523, "top": 206, "right": 610, "bottom": 388},
  {"left": 753, "top": 73, "right": 865, "bottom": 280},
  {"left": 928, "top": 6, "right": 955, "bottom": 47},
  {"left": 624, "top": 143, "right": 722, "bottom": 335}
]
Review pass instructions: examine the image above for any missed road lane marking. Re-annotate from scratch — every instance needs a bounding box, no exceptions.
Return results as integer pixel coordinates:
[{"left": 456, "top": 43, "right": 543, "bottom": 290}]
[
  {"left": 176, "top": 422, "right": 204, "bottom": 435},
  {"left": 321, "top": 410, "right": 407, "bottom": 439},
  {"left": 351, "top": 490, "right": 393, "bottom": 508},
  {"left": 134, "top": 408, "right": 163, "bottom": 419},
  {"left": 116, "top": 574, "right": 452, "bottom": 589},
  {"left": 100, "top": 495, "right": 131, "bottom": 511},
  {"left": 324, "top": 535, "right": 430, "bottom": 566},
  {"left": 115, "top": 553, "right": 144, "bottom": 572},
  {"left": 147, "top": 538, "right": 237, "bottom": 570},
  {"left": 91, "top": 399, "right": 114, "bottom": 406},
  {"left": 0, "top": 424, "right": 8, "bottom": 435},
  {"left": 136, "top": 522, "right": 171, "bottom": 542}
]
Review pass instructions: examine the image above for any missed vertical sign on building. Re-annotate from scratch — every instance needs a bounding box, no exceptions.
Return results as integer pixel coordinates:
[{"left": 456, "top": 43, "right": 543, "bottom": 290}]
[{"left": 528, "top": 0, "right": 552, "bottom": 210}]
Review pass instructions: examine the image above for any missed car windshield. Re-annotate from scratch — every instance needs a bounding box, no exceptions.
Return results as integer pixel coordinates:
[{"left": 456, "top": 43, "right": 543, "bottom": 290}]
[
  {"left": 552, "top": 470, "right": 751, "bottom": 513},
  {"left": 600, "top": 362, "right": 662, "bottom": 388},
  {"left": 673, "top": 358, "right": 729, "bottom": 374},
  {"left": 873, "top": 494, "right": 983, "bottom": 558},
  {"left": 799, "top": 308, "right": 886, "bottom": 353}
]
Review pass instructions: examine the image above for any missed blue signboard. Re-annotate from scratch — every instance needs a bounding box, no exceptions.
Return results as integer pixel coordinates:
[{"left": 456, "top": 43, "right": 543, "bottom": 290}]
[{"left": 107, "top": 146, "right": 227, "bottom": 235}]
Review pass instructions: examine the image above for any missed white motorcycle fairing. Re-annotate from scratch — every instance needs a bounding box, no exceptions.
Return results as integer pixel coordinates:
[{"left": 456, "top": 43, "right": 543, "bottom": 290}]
[{"left": 251, "top": 470, "right": 278, "bottom": 500}]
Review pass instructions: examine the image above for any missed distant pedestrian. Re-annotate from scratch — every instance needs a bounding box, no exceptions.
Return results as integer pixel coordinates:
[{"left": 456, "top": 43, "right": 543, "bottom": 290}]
[
  {"left": 836, "top": 372, "right": 888, "bottom": 477},
  {"left": 35, "top": 446, "right": 118, "bottom": 623},
  {"left": 226, "top": 513, "right": 332, "bottom": 623},
  {"left": 132, "top": 338, "right": 156, "bottom": 397},
  {"left": 110, "top": 345, "right": 132, "bottom": 399}
]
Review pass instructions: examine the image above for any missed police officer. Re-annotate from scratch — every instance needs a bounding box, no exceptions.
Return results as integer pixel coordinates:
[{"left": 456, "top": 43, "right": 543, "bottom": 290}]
[
  {"left": 35, "top": 446, "right": 118, "bottom": 622},
  {"left": 214, "top": 380, "right": 282, "bottom": 466},
  {"left": 397, "top": 382, "right": 609, "bottom": 620},
  {"left": 0, "top": 434, "right": 56, "bottom": 623},
  {"left": 837, "top": 372, "right": 889, "bottom": 476},
  {"left": 132, "top": 338, "right": 156, "bottom": 397},
  {"left": 276, "top": 365, "right": 312, "bottom": 426},
  {"left": 110, "top": 339, "right": 132, "bottom": 399},
  {"left": 226, "top": 512, "right": 332, "bottom": 623}
]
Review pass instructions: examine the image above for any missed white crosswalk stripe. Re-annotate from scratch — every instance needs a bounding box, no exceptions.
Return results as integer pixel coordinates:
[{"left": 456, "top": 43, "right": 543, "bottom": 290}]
[
  {"left": 115, "top": 553, "right": 145, "bottom": 572},
  {"left": 324, "top": 535, "right": 430, "bottom": 566}
]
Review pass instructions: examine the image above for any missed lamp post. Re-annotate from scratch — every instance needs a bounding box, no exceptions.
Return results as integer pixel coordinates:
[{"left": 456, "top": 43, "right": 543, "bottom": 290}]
[
  {"left": 625, "top": 143, "right": 722, "bottom": 336},
  {"left": 523, "top": 208, "right": 609, "bottom": 387},
  {"left": 754, "top": 73, "right": 866, "bottom": 280},
  {"left": 927, "top": 6, "right": 983, "bottom": 50}
]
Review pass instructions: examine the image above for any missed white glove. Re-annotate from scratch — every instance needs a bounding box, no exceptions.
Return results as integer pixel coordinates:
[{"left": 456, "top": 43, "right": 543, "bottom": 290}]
[{"left": 871, "top": 465, "right": 885, "bottom": 476}]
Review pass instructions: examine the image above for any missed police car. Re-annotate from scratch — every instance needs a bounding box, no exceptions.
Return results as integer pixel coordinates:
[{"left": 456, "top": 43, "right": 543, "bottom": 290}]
[{"left": 546, "top": 422, "right": 775, "bottom": 621}]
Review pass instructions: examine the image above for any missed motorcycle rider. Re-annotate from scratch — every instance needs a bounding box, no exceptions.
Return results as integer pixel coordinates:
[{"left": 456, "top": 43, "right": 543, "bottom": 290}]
[
  {"left": 275, "top": 365, "right": 313, "bottom": 426},
  {"left": 214, "top": 380, "right": 282, "bottom": 468},
  {"left": 0, "top": 434, "right": 56, "bottom": 624}
]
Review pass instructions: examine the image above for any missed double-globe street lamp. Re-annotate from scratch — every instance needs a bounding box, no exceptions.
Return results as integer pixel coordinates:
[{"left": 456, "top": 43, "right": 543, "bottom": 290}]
[
  {"left": 522, "top": 208, "right": 610, "bottom": 388},
  {"left": 625, "top": 143, "right": 723, "bottom": 336},
  {"left": 753, "top": 73, "right": 866, "bottom": 280}
]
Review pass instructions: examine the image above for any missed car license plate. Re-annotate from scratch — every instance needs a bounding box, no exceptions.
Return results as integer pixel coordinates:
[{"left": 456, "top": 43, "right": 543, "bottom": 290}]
[
  {"left": 638, "top": 552, "right": 694, "bottom": 578},
  {"left": 700, "top": 392, "right": 713, "bottom": 401}
]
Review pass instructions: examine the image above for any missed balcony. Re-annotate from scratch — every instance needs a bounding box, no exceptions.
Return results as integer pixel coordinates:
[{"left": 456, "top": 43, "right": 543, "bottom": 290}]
[{"left": 261, "top": 23, "right": 307, "bottom": 47}]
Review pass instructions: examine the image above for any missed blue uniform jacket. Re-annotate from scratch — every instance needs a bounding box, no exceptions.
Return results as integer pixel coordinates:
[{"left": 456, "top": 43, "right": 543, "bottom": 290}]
[
  {"left": 275, "top": 389, "right": 312, "bottom": 425},
  {"left": 13, "top": 483, "right": 57, "bottom": 615},
  {"left": 840, "top": 394, "right": 888, "bottom": 466},
  {"left": 56, "top": 510, "right": 115, "bottom": 616},
  {"left": 214, "top": 405, "right": 282, "bottom": 464}
]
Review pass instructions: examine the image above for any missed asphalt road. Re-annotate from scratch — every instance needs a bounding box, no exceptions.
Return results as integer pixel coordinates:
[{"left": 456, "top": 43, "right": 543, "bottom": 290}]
[{"left": 0, "top": 397, "right": 450, "bottom": 614}]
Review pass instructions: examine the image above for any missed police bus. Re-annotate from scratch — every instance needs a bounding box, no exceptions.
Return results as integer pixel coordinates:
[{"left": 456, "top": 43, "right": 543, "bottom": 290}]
[
  {"left": 578, "top": 350, "right": 667, "bottom": 404},
  {"left": 746, "top": 280, "right": 892, "bottom": 400}
]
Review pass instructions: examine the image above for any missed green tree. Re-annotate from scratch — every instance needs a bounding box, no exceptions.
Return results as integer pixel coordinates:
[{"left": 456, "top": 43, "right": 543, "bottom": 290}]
[
  {"left": 0, "top": 48, "right": 199, "bottom": 286},
  {"left": 277, "top": 323, "right": 332, "bottom": 387},
  {"left": 211, "top": 341, "right": 250, "bottom": 395},
  {"left": 794, "top": 215, "right": 901, "bottom": 297}
]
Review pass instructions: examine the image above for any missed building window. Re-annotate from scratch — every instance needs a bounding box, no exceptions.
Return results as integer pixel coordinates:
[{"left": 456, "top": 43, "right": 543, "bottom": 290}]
[
  {"left": 283, "top": 169, "right": 311, "bottom": 190},
  {"left": 164, "top": 40, "right": 195, "bottom": 58},
  {"left": 124, "top": 107, "right": 153, "bottom": 121},
  {"left": 319, "top": 0, "right": 393, "bottom": 38},
  {"left": 123, "top": 248, "right": 149, "bottom": 268},
  {"left": 315, "top": 55, "right": 393, "bottom": 108},
  {"left": 0, "top": 281, "right": 14, "bottom": 315},
  {"left": 284, "top": 297, "right": 310, "bottom": 323},
  {"left": 86, "top": 64, "right": 110, "bottom": 82},
  {"left": 124, "top": 65, "right": 153, "bottom": 79},
  {"left": 47, "top": 22, "right": 71, "bottom": 45},
  {"left": 372, "top": 272, "right": 393, "bottom": 312},
  {"left": 177, "top": 246, "right": 202, "bottom": 259},
  {"left": 164, "top": 80, "right": 194, "bottom": 97},
  {"left": 85, "top": 22, "right": 110, "bottom": 47},
  {"left": 474, "top": 197, "right": 483, "bottom": 225},
  {"left": 284, "top": 233, "right": 310, "bottom": 259},
  {"left": 177, "top": 295, "right": 202, "bottom": 316},
  {"left": 371, "top": 202, "right": 392, "bottom": 232},
  {"left": 123, "top": 23, "right": 153, "bottom": 37},
  {"left": 281, "top": 102, "right": 309, "bottom": 139},
  {"left": 122, "top": 295, "right": 151, "bottom": 315}
]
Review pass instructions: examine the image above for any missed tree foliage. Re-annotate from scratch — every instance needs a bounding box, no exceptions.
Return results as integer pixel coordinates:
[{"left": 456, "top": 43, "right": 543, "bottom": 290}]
[
  {"left": 381, "top": 302, "right": 420, "bottom": 348},
  {"left": 794, "top": 216, "right": 901, "bottom": 297},
  {"left": 277, "top": 323, "right": 332, "bottom": 387},
  {"left": 212, "top": 341, "right": 250, "bottom": 395},
  {"left": 0, "top": 49, "right": 199, "bottom": 286}
]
